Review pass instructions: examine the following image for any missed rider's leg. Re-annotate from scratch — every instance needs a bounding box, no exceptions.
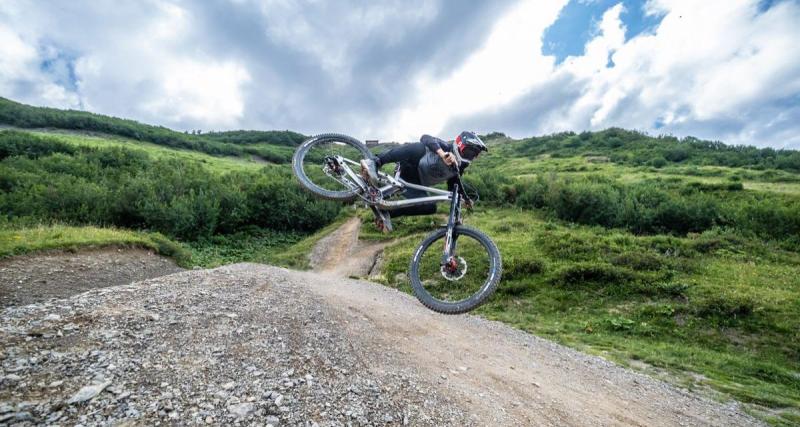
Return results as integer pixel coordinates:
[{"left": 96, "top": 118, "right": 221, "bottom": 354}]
[
  {"left": 386, "top": 168, "right": 437, "bottom": 218},
  {"left": 376, "top": 142, "right": 426, "bottom": 167},
  {"left": 362, "top": 142, "right": 426, "bottom": 187},
  {"left": 387, "top": 187, "right": 437, "bottom": 218}
]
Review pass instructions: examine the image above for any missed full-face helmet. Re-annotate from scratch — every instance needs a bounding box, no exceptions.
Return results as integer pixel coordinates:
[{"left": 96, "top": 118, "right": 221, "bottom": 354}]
[{"left": 455, "top": 131, "right": 487, "bottom": 161}]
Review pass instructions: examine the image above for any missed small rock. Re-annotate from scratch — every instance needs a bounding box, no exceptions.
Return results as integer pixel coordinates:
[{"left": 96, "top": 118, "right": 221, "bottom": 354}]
[
  {"left": 44, "top": 313, "right": 61, "bottom": 321},
  {"left": 274, "top": 395, "right": 284, "bottom": 406},
  {"left": 67, "top": 380, "right": 112, "bottom": 404},
  {"left": 221, "top": 381, "right": 236, "bottom": 390},
  {"left": 228, "top": 402, "right": 254, "bottom": 418},
  {"left": 265, "top": 415, "right": 280, "bottom": 425},
  {"left": 2, "top": 412, "right": 33, "bottom": 422}
]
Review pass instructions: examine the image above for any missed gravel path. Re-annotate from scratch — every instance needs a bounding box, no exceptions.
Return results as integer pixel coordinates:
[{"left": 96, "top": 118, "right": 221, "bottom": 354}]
[{"left": 1, "top": 263, "right": 761, "bottom": 426}]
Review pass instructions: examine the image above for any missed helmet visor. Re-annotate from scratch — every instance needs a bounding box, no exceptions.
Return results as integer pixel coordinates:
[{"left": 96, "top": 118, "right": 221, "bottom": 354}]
[{"left": 461, "top": 145, "right": 482, "bottom": 160}]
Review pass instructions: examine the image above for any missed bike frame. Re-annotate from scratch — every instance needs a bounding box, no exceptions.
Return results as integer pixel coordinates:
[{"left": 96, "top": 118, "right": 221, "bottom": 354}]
[
  {"left": 333, "top": 154, "right": 464, "bottom": 263},
  {"left": 334, "top": 155, "right": 452, "bottom": 211}
]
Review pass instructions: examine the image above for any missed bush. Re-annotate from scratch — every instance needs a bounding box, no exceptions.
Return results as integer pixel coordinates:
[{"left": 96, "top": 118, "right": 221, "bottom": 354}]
[
  {"left": 0, "top": 131, "right": 77, "bottom": 160},
  {"left": 504, "top": 257, "right": 545, "bottom": 280},
  {"left": 551, "top": 262, "right": 637, "bottom": 287},
  {"left": 0, "top": 135, "right": 341, "bottom": 240},
  {"left": 693, "top": 294, "right": 756, "bottom": 320}
]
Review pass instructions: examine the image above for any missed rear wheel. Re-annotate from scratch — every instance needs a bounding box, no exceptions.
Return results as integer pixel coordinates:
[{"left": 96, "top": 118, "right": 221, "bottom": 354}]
[
  {"left": 409, "top": 226, "right": 502, "bottom": 314},
  {"left": 292, "top": 134, "right": 372, "bottom": 202}
]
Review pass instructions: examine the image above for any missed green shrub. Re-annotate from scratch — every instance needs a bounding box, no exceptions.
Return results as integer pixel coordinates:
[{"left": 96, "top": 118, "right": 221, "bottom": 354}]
[
  {"left": 550, "top": 262, "right": 637, "bottom": 287},
  {"left": 0, "top": 136, "right": 340, "bottom": 240},
  {"left": 504, "top": 257, "right": 545, "bottom": 280},
  {"left": 693, "top": 294, "right": 756, "bottom": 320},
  {"left": 0, "top": 130, "right": 77, "bottom": 159},
  {"left": 610, "top": 251, "right": 666, "bottom": 271}
]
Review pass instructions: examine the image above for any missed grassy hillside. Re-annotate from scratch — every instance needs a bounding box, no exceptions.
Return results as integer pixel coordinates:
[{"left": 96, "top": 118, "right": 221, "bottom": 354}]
[
  {"left": 0, "top": 97, "right": 301, "bottom": 163},
  {"left": 2, "top": 100, "right": 800, "bottom": 424}
]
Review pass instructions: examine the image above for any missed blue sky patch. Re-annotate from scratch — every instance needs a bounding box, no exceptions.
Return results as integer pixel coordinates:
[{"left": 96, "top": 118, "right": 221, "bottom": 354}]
[
  {"left": 542, "top": 0, "right": 665, "bottom": 64},
  {"left": 758, "top": 0, "right": 778, "bottom": 13},
  {"left": 39, "top": 47, "right": 79, "bottom": 93}
]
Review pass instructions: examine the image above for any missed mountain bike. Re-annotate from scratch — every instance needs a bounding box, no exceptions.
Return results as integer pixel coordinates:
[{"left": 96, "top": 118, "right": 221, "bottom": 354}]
[{"left": 292, "top": 133, "right": 502, "bottom": 314}]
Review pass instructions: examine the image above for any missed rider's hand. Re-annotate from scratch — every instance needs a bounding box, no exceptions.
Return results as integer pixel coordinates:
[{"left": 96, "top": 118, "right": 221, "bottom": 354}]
[{"left": 439, "top": 150, "right": 456, "bottom": 166}]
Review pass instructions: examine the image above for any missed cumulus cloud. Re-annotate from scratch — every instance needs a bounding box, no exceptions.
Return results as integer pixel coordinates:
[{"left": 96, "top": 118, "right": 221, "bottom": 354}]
[
  {"left": 454, "top": 0, "right": 800, "bottom": 148},
  {"left": 0, "top": 0, "right": 798, "bottom": 148}
]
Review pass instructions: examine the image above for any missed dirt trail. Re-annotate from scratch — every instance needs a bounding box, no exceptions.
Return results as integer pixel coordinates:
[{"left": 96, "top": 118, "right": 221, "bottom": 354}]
[{"left": 310, "top": 217, "right": 392, "bottom": 278}]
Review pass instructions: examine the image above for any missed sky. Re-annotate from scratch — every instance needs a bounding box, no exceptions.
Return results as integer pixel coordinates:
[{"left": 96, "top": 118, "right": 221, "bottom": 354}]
[{"left": 1, "top": 0, "right": 799, "bottom": 148}]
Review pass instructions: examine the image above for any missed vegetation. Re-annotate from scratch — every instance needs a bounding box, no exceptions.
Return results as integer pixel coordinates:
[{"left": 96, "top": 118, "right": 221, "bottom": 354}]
[
  {"left": 0, "top": 97, "right": 300, "bottom": 163},
  {"left": 500, "top": 128, "right": 800, "bottom": 173},
  {"left": 0, "top": 131, "right": 339, "bottom": 241},
  {"left": 0, "top": 225, "right": 190, "bottom": 266}
]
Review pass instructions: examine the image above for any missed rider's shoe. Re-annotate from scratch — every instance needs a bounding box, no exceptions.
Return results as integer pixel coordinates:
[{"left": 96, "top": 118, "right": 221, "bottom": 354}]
[
  {"left": 373, "top": 209, "right": 393, "bottom": 234},
  {"left": 360, "top": 158, "right": 380, "bottom": 187}
]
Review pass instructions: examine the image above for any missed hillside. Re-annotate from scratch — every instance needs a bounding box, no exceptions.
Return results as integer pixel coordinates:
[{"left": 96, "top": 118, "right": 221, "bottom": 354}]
[
  {"left": 0, "top": 97, "right": 303, "bottom": 163},
  {"left": 1, "top": 99, "right": 799, "bottom": 424}
]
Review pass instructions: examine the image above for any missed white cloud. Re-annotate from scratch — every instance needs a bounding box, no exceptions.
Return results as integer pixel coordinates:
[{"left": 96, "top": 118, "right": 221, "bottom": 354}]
[
  {"left": 255, "top": 0, "right": 439, "bottom": 85},
  {"left": 0, "top": 0, "right": 798, "bottom": 148},
  {"left": 1, "top": 1, "right": 250, "bottom": 129},
  {"left": 385, "top": 0, "right": 569, "bottom": 141},
  {"left": 551, "top": 0, "right": 800, "bottom": 147}
]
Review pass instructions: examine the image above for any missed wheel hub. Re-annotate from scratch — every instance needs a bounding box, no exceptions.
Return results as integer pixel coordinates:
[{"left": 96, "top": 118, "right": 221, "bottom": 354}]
[{"left": 440, "top": 256, "right": 467, "bottom": 281}]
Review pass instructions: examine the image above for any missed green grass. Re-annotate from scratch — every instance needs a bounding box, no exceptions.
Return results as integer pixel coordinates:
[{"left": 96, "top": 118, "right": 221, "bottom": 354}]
[
  {"left": 484, "top": 153, "right": 800, "bottom": 196},
  {"left": 0, "top": 224, "right": 191, "bottom": 266},
  {"left": 372, "top": 207, "right": 800, "bottom": 423},
  {"left": 31, "top": 131, "right": 268, "bottom": 173},
  {"left": 186, "top": 228, "right": 306, "bottom": 268}
]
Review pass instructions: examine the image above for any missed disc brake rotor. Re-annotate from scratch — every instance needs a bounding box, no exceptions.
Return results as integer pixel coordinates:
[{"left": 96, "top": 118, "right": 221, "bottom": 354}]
[{"left": 440, "top": 256, "right": 467, "bottom": 281}]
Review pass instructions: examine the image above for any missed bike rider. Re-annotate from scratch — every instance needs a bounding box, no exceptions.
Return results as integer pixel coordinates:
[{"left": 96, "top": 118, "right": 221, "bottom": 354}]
[{"left": 360, "top": 131, "right": 487, "bottom": 233}]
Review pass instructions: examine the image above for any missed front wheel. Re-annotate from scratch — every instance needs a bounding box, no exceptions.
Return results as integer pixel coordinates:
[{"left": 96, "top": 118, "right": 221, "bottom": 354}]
[
  {"left": 409, "top": 226, "right": 502, "bottom": 314},
  {"left": 292, "top": 133, "right": 373, "bottom": 202}
]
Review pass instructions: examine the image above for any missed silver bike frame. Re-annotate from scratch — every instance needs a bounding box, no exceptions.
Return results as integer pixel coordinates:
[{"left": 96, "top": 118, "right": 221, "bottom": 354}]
[{"left": 337, "top": 156, "right": 452, "bottom": 211}]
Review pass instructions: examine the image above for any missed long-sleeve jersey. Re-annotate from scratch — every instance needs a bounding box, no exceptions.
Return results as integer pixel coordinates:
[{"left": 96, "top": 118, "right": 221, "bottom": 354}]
[{"left": 418, "top": 134, "right": 468, "bottom": 189}]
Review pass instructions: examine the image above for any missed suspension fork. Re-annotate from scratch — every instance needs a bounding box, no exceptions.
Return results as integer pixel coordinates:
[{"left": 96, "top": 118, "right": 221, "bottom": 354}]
[{"left": 441, "top": 184, "right": 461, "bottom": 267}]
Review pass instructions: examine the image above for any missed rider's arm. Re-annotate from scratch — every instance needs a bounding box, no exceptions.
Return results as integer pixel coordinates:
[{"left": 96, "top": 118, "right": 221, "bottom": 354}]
[
  {"left": 421, "top": 134, "right": 455, "bottom": 165},
  {"left": 420, "top": 134, "right": 450, "bottom": 152}
]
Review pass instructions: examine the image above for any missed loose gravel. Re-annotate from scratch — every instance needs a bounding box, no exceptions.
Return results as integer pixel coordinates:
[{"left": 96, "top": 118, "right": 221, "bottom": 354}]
[
  {"left": 1, "top": 264, "right": 471, "bottom": 426},
  {"left": 0, "top": 247, "right": 763, "bottom": 425}
]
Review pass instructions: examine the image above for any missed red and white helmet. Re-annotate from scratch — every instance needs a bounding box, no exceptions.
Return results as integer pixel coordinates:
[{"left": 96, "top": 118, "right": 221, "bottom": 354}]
[{"left": 455, "top": 131, "right": 487, "bottom": 161}]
